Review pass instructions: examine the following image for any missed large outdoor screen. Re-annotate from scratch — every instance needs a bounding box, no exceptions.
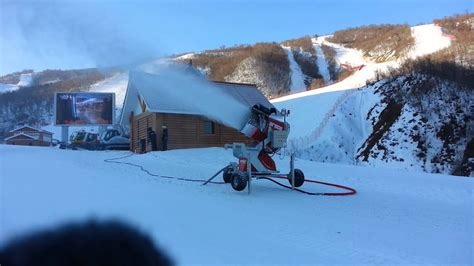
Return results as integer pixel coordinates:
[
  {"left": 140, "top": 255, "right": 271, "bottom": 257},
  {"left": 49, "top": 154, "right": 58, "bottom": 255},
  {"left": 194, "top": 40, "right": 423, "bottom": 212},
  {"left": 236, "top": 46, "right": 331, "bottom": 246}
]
[{"left": 55, "top": 92, "right": 115, "bottom": 126}]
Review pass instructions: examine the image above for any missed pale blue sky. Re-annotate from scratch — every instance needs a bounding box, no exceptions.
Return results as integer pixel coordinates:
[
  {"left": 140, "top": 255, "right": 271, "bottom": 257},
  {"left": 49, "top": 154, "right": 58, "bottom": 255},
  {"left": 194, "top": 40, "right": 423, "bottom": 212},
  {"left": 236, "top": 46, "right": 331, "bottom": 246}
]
[{"left": 0, "top": 0, "right": 472, "bottom": 75}]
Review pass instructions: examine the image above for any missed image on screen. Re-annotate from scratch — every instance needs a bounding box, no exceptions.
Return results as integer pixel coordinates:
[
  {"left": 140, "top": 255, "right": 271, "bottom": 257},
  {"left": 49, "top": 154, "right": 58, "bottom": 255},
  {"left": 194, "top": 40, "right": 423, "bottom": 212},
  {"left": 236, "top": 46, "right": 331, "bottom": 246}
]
[{"left": 55, "top": 93, "right": 114, "bottom": 125}]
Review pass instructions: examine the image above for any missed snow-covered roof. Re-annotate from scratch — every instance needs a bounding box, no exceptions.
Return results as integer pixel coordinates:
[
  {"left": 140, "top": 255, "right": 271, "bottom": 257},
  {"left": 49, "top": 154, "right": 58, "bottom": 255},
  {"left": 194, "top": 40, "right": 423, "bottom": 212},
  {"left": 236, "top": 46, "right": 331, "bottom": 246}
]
[
  {"left": 9, "top": 125, "right": 53, "bottom": 134},
  {"left": 5, "top": 133, "right": 39, "bottom": 141},
  {"left": 120, "top": 70, "right": 273, "bottom": 126}
]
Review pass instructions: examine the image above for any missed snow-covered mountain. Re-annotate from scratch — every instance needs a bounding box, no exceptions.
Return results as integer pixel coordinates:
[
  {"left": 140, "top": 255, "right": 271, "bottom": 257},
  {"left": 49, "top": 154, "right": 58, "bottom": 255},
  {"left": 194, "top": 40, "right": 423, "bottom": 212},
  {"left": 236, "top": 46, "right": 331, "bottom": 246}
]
[
  {"left": 272, "top": 22, "right": 473, "bottom": 176},
  {"left": 275, "top": 74, "right": 472, "bottom": 175},
  {"left": 1, "top": 14, "right": 473, "bottom": 265},
  {"left": 0, "top": 14, "right": 472, "bottom": 176}
]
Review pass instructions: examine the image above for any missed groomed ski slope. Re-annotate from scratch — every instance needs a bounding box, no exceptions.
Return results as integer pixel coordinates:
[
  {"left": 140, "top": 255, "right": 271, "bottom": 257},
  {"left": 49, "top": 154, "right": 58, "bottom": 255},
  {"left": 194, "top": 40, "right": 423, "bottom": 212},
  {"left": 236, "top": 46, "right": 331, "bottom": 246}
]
[
  {"left": 408, "top": 24, "right": 452, "bottom": 58},
  {"left": 312, "top": 39, "right": 331, "bottom": 83},
  {"left": 282, "top": 46, "right": 307, "bottom": 93},
  {"left": 272, "top": 24, "right": 452, "bottom": 103},
  {"left": 1, "top": 145, "right": 472, "bottom": 265},
  {"left": 272, "top": 24, "right": 452, "bottom": 146}
]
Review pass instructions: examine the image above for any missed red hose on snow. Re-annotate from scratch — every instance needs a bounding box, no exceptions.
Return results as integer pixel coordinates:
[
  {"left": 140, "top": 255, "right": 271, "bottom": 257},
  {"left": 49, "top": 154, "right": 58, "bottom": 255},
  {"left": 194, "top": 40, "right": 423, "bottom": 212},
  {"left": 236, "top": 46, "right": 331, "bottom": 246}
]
[{"left": 262, "top": 176, "right": 357, "bottom": 196}]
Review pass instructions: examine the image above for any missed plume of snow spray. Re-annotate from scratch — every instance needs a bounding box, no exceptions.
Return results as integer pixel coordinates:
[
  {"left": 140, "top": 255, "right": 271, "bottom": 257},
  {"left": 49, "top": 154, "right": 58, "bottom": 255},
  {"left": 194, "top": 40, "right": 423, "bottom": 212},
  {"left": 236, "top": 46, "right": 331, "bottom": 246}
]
[
  {"left": 3, "top": 0, "right": 256, "bottom": 132},
  {"left": 1, "top": 1, "right": 163, "bottom": 74},
  {"left": 136, "top": 65, "right": 251, "bottom": 131}
]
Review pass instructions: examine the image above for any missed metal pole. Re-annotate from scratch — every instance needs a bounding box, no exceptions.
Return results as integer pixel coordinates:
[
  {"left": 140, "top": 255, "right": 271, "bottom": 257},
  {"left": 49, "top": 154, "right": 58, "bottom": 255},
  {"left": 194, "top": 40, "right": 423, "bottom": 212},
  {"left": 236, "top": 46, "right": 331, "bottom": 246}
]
[
  {"left": 202, "top": 165, "right": 229, "bottom": 186},
  {"left": 61, "top": 126, "right": 69, "bottom": 143},
  {"left": 98, "top": 126, "right": 106, "bottom": 135},
  {"left": 290, "top": 153, "right": 295, "bottom": 190}
]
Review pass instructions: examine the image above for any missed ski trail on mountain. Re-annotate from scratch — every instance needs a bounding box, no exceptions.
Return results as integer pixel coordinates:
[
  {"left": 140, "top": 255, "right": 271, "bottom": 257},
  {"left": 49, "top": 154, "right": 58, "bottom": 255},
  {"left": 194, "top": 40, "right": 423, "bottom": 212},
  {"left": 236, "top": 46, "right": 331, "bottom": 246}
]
[
  {"left": 312, "top": 39, "right": 331, "bottom": 84},
  {"left": 281, "top": 45, "right": 307, "bottom": 93},
  {"left": 408, "top": 24, "right": 451, "bottom": 58},
  {"left": 273, "top": 24, "right": 452, "bottom": 103},
  {"left": 276, "top": 24, "right": 454, "bottom": 161}
]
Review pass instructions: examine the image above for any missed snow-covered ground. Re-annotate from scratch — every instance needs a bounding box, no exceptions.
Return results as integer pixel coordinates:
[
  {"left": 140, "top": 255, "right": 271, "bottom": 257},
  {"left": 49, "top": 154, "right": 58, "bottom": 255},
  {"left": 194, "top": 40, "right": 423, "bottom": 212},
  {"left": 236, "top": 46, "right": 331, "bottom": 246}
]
[
  {"left": 0, "top": 145, "right": 472, "bottom": 264},
  {"left": 282, "top": 46, "right": 307, "bottom": 93},
  {"left": 275, "top": 89, "right": 347, "bottom": 139},
  {"left": 279, "top": 83, "right": 382, "bottom": 165}
]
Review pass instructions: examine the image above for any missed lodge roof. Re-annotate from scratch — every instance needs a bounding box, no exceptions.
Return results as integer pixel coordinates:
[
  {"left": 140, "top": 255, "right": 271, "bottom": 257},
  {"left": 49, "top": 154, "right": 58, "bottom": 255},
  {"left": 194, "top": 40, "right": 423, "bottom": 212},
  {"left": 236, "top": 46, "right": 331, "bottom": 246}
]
[
  {"left": 9, "top": 125, "right": 54, "bottom": 135},
  {"left": 120, "top": 69, "right": 273, "bottom": 125},
  {"left": 5, "top": 133, "right": 39, "bottom": 141}
]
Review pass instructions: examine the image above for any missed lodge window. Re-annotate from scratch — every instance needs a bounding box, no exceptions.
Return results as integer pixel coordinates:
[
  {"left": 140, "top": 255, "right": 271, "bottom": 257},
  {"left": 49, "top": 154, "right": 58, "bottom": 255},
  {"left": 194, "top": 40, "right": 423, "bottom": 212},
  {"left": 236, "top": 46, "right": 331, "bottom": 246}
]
[{"left": 203, "top": 121, "right": 215, "bottom": 134}]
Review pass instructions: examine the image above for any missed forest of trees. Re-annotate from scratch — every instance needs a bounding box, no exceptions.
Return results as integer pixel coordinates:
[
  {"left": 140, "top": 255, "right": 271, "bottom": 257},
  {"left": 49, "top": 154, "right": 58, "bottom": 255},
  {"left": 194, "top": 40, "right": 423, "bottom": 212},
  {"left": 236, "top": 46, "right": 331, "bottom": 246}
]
[{"left": 190, "top": 42, "right": 292, "bottom": 96}]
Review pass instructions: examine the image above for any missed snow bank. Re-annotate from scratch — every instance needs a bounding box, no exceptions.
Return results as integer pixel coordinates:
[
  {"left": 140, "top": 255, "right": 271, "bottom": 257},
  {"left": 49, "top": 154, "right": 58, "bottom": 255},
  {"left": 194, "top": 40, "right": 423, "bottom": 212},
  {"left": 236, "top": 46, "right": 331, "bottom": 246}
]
[{"left": 0, "top": 145, "right": 472, "bottom": 264}]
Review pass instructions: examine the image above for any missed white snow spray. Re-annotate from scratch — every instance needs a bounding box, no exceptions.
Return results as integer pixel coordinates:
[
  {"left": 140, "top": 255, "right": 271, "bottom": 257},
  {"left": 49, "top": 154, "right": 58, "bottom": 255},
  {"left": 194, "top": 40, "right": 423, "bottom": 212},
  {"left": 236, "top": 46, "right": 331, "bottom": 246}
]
[
  {"left": 1, "top": 1, "right": 163, "bottom": 74},
  {"left": 136, "top": 65, "right": 251, "bottom": 131},
  {"left": 3, "top": 1, "right": 254, "bottom": 131}
]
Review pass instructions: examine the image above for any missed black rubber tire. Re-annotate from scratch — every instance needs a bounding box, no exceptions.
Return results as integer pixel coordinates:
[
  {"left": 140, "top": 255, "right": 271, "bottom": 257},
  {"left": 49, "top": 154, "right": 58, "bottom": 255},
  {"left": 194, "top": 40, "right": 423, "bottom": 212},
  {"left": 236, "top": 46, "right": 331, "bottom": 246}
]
[
  {"left": 231, "top": 173, "right": 247, "bottom": 191},
  {"left": 288, "top": 168, "right": 305, "bottom": 187},
  {"left": 223, "top": 167, "right": 233, "bottom": 183}
]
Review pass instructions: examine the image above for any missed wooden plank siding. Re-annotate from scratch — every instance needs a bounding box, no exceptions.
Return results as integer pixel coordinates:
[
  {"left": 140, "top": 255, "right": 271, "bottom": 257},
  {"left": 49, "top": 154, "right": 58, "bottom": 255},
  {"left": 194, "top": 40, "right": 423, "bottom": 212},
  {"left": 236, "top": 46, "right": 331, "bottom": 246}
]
[
  {"left": 6, "top": 138, "right": 50, "bottom": 146},
  {"left": 131, "top": 112, "right": 250, "bottom": 153},
  {"left": 131, "top": 112, "right": 157, "bottom": 153}
]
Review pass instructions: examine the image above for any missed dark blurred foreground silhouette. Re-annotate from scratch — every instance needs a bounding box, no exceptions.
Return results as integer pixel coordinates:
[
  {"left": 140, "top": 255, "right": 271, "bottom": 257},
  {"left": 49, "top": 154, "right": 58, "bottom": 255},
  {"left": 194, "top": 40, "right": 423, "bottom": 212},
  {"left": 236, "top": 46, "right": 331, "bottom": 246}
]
[{"left": 0, "top": 220, "right": 173, "bottom": 266}]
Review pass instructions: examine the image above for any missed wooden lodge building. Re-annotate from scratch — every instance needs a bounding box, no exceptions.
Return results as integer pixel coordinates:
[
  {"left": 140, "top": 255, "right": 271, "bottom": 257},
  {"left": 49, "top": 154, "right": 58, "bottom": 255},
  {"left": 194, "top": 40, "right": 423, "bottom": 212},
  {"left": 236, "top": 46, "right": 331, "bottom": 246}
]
[
  {"left": 120, "top": 70, "right": 274, "bottom": 153},
  {"left": 5, "top": 125, "right": 53, "bottom": 147}
]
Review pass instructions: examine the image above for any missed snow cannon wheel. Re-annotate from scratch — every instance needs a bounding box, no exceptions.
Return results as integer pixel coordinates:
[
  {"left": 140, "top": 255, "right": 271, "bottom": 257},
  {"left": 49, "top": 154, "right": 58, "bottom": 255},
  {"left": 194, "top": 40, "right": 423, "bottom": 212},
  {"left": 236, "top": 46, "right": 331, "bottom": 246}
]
[
  {"left": 288, "top": 169, "right": 305, "bottom": 187},
  {"left": 223, "top": 166, "right": 233, "bottom": 183},
  {"left": 231, "top": 173, "right": 247, "bottom": 191}
]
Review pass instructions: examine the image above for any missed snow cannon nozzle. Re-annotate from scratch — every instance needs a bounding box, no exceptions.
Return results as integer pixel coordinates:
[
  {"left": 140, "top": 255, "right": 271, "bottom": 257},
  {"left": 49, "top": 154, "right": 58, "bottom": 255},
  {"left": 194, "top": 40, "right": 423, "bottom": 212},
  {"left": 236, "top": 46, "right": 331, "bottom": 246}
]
[{"left": 252, "top": 104, "right": 277, "bottom": 116}]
